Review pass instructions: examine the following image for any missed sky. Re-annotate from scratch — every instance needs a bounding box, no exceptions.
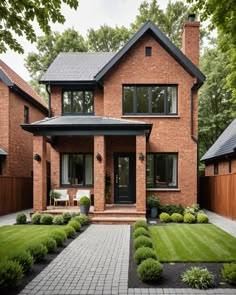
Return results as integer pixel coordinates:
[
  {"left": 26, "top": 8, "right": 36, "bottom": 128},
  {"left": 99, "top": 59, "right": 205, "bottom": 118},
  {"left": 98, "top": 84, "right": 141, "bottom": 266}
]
[{"left": 0, "top": 0, "right": 170, "bottom": 81}]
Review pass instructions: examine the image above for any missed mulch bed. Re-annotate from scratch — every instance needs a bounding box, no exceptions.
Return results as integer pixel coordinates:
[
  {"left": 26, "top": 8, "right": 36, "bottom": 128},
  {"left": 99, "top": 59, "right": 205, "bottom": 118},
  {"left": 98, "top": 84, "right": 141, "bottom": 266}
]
[
  {"left": 1, "top": 225, "right": 89, "bottom": 295},
  {"left": 129, "top": 225, "right": 236, "bottom": 289}
]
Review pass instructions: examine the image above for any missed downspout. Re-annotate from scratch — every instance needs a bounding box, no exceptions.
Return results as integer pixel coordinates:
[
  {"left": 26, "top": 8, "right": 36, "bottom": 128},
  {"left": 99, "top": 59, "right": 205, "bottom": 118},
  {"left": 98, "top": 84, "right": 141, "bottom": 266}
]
[
  {"left": 190, "top": 82, "right": 199, "bottom": 203},
  {"left": 46, "top": 83, "right": 51, "bottom": 118}
]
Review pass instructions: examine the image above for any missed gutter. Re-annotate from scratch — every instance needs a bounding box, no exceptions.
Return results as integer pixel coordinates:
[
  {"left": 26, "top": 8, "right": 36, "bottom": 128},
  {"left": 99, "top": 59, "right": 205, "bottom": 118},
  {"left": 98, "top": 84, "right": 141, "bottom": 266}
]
[{"left": 46, "top": 84, "right": 51, "bottom": 118}]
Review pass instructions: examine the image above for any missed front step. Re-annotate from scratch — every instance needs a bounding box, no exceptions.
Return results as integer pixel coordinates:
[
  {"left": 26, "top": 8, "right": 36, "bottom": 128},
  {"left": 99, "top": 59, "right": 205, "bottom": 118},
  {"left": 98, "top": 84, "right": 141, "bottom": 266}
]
[
  {"left": 91, "top": 216, "right": 146, "bottom": 225},
  {"left": 93, "top": 211, "right": 146, "bottom": 218}
]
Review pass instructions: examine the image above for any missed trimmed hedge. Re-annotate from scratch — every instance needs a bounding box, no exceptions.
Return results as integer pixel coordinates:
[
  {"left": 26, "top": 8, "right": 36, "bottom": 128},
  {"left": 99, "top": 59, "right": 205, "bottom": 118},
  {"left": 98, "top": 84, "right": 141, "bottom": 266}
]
[
  {"left": 9, "top": 251, "right": 33, "bottom": 273},
  {"left": 53, "top": 215, "right": 64, "bottom": 225},
  {"left": 64, "top": 225, "right": 76, "bottom": 238},
  {"left": 134, "top": 236, "right": 153, "bottom": 250},
  {"left": 137, "top": 258, "right": 163, "bottom": 281},
  {"left": 31, "top": 212, "right": 42, "bottom": 224},
  {"left": 62, "top": 212, "right": 71, "bottom": 224},
  {"left": 171, "top": 213, "right": 183, "bottom": 223},
  {"left": 50, "top": 230, "right": 67, "bottom": 246},
  {"left": 16, "top": 213, "right": 27, "bottom": 224},
  {"left": 159, "top": 212, "right": 171, "bottom": 223},
  {"left": 0, "top": 260, "right": 23, "bottom": 287},
  {"left": 133, "top": 227, "right": 150, "bottom": 239},
  {"left": 197, "top": 213, "right": 209, "bottom": 223},
  {"left": 42, "top": 237, "right": 57, "bottom": 253},
  {"left": 134, "top": 247, "right": 157, "bottom": 265},
  {"left": 40, "top": 214, "right": 53, "bottom": 225},
  {"left": 184, "top": 213, "right": 196, "bottom": 223},
  {"left": 133, "top": 220, "right": 148, "bottom": 231},
  {"left": 26, "top": 244, "right": 48, "bottom": 262},
  {"left": 68, "top": 220, "right": 81, "bottom": 232},
  {"left": 73, "top": 214, "right": 90, "bottom": 225},
  {"left": 222, "top": 263, "right": 236, "bottom": 285}
]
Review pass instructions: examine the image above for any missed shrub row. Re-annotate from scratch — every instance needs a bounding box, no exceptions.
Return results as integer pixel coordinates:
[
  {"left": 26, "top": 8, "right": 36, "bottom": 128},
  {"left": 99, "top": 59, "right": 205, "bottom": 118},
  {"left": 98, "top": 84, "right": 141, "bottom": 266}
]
[{"left": 159, "top": 212, "right": 209, "bottom": 223}]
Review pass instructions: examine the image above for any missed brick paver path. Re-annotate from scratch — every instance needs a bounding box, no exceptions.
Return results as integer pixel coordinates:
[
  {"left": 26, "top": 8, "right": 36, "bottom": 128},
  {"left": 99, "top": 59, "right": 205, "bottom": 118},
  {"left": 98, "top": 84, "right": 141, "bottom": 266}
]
[{"left": 20, "top": 223, "right": 236, "bottom": 295}]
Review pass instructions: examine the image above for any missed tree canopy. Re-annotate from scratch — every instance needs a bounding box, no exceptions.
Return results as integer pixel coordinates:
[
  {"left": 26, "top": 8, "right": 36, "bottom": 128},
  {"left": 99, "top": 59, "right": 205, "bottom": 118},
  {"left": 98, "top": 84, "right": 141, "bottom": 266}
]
[{"left": 0, "top": 0, "right": 79, "bottom": 54}]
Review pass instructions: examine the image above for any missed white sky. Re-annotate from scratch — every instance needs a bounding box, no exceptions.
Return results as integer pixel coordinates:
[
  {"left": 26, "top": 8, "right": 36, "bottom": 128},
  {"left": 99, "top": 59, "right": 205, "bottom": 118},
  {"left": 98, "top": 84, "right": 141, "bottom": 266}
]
[{"left": 0, "top": 0, "right": 170, "bottom": 81}]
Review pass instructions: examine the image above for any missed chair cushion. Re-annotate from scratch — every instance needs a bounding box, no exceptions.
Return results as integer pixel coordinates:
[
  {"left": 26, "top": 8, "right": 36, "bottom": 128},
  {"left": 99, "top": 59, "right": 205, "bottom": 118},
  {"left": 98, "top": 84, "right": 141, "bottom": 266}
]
[
  {"left": 74, "top": 190, "right": 91, "bottom": 200},
  {"left": 54, "top": 190, "right": 68, "bottom": 199}
]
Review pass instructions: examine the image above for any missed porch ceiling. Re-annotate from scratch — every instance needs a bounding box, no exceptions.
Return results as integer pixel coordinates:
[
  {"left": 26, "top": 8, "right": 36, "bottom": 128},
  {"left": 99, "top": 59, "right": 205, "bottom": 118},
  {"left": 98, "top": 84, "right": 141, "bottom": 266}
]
[{"left": 21, "top": 116, "right": 152, "bottom": 140}]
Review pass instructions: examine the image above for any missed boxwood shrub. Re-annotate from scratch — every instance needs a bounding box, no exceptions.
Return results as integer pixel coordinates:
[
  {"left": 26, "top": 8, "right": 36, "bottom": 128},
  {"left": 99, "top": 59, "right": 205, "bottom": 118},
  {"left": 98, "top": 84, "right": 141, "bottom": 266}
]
[
  {"left": 197, "top": 213, "right": 209, "bottom": 223},
  {"left": 134, "top": 236, "right": 153, "bottom": 250},
  {"left": 50, "top": 230, "right": 67, "bottom": 246},
  {"left": 133, "top": 227, "right": 150, "bottom": 239},
  {"left": 16, "top": 213, "right": 27, "bottom": 224},
  {"left": 31, "top": 212, "right": 42, "bottom": 224},
  {"left": 73, "top": 214, "right": 90, "bottom": 225},
  {"left": 0, "top": 260, "right": 23, "bottom": 287},
  {"left": 159, "top": 212, "right": 171, "bottom": 223},
  {"left": 64, "top": 225, "right": 76, "bottom": 238},
  {"left": 181, "top": 266, "right": 215, "bottom": 289},
  {"left": 134, "top": 247, "right": 157, "bottom": 264},
  {"left": 42, "top": 237, "right": 57, "bottom": 253},
  {"left": 137, "top": 258, "right": 163, "bottom": 281},
  {"left": 53, "top": 215, "right": 64, "bottom": 225},
  {"left": 40, "top": 214, "right": 53, "bottom": 225},
  {"left": 26, "top": 244, "right": 48, "bottom": 263},
  {"left": 62, "top": 212, "right": 71, "bottom": 224},
  {"left": 184, "top": 213, "right": 196, "bottom": 223},
  {"left": 133, "top": 220, "right": 148, "bottom": 231},
  {"left": 68, "top": 220, "right": 81, "bottom": 232},
  {"left": 80, "top": 196, "right": 90, "bottom": 205},
  {"left": 221, "top": 263, "right": 236, "bottom": 285},
  {"left": 9, "top": 251, "right": 33, "bottom": 273},
  {"left": 171, "top": 213, "right": 183, "bottom": 223}
]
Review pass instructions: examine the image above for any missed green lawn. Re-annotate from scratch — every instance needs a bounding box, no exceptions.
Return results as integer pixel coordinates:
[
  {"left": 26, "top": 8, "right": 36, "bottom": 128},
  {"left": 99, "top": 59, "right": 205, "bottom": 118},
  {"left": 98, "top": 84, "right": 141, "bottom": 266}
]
[
  {"left": 0, "top": 225, "right": 64, "bottom": 261},
  {"left": 149, "top": 224, "right": 236, "bottom": 262}
]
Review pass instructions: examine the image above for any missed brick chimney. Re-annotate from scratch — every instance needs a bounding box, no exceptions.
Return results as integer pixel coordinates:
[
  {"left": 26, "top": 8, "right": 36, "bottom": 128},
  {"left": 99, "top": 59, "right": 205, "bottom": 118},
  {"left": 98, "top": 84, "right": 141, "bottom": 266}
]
[{"left": 182, "top": 14, "right": 200, "bottom": 67}]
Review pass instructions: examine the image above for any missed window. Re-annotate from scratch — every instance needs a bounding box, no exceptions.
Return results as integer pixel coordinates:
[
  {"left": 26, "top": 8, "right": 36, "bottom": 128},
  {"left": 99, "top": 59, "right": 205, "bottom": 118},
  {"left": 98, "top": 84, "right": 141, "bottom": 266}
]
[
  {"left": 145, "top": 47, "right": 152, "bottom": 56},
  {"left": 61, "top": 153, "right": 93, "bottom": 186},
  {"left": 24, "top": 106, "right": 29, "bottom": 123},
  {"left": 214, "top": 162, "right": 218, "bottom": 175},
  {"left": 62, "top": 90, "right": 94, "bottom": 114},
  {"left": 123, "top": 85, "right": 177, "bottom": 115},
  {"left": 146, "top": 153, "right": 178, "bottom": 188}
]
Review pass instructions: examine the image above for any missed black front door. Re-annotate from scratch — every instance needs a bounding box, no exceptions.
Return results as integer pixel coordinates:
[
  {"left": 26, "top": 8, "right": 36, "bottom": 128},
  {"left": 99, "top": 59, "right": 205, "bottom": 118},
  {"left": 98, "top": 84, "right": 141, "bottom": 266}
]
[{"left": 114, "top": 153, "right": 136, "bottom": 204}]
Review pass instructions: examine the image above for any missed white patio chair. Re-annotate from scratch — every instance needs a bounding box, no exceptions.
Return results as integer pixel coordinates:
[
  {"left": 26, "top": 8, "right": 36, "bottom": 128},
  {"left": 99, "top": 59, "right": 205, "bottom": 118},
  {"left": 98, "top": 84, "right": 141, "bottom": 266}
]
[
  {"left": 73, "top": 190, "right": 91, "bottom": 206},
  {"left": 53, "top": 189, "right": 70, "bottom": 207}
]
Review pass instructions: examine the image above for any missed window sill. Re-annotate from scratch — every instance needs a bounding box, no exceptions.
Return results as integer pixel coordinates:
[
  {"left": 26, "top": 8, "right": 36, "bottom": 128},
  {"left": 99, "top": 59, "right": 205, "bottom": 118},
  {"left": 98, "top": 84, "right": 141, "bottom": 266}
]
[
  {"left": 121, "top": 115, "right": 180, "bottom": 118},
  {"left": 146, "top": 188, "right": 181, "bottom": 192}
]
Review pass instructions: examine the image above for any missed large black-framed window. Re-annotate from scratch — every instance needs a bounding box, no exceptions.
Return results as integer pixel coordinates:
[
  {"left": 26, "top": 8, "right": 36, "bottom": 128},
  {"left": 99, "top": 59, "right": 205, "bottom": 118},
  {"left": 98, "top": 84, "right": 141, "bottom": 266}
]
[
  {"left": 146, "top": 153, "right": 178, "bottom": 188},
  {"left": 123, "top": 85, "right": 178, "bottom": 115},
  {"left": 62, "top": 90, "right": 94, "bottom": 114},
  {"left": 60, "top": 153, "right": 93, "bottom": 187}
]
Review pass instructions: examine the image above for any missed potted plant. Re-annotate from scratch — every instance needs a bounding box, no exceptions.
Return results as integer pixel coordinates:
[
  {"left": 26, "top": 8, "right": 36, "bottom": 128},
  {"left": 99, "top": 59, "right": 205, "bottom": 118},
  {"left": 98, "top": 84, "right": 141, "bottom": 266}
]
[
  {"left": 146, "top": 196, "right": 160, "bottom": 218},
  {"left": 80, "top": 196, "right": 91, "bottom": 215},
  {"left": 49, "top": 190, "right": 61, "bottom": 206}
]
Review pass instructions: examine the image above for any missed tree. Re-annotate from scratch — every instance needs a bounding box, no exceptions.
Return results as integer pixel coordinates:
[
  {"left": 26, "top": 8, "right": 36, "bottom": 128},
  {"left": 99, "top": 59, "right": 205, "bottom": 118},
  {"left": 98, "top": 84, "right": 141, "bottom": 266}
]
[
  {"left": 187, "top": 0, "right": 236, "bottom": 100},
  {"left": 198, "top": 40, "right": 236, "bottom": 159},
  {"left": 87, "top": 25, "right": 131, "bottom": 52},
  {"left": 131, "top": 0, "right": 190, "bottom": 48},
  {"left": 0, "top": 0, "right": 79, "bottom": 54},
  {"left": 25, "top": 29, "right": 87, "bottom": 101}
]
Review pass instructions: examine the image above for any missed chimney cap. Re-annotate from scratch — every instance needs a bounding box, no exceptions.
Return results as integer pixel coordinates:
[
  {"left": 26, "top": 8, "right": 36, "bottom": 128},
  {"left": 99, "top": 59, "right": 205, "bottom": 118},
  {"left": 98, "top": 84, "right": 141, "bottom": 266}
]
[{"left": 188, "top": 13, "right": 196, "bottom": 22}]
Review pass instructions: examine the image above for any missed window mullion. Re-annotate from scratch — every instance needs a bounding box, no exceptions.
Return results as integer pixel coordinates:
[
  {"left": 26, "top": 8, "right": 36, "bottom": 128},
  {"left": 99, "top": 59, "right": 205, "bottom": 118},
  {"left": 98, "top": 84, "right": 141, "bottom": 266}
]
[{"left": 134, "top": 87, "right": 137, "bottom": 113}]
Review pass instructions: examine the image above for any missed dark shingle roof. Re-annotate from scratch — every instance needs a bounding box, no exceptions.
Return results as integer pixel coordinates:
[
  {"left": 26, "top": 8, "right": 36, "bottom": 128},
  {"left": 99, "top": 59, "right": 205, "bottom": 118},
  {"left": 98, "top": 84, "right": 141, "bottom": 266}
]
[
  {"left": 201, "top": 119, "right": 236, "bottom": 161},
  {"left": 41, "top": 52, "right": 116, "bottom": 82}
]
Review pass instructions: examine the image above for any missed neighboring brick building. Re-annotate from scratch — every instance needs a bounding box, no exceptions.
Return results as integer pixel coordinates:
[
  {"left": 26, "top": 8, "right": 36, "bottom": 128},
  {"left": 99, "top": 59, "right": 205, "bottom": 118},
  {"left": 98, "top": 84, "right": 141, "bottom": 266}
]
[
  {"left": 22, "top": 17, "right": 205, "bottom": 221},
  {"left": 201, "top": 118, "right": 236, "bottom": 176},
  {"left": 0, "top": 59, "right": 48, "bottom": 177}
]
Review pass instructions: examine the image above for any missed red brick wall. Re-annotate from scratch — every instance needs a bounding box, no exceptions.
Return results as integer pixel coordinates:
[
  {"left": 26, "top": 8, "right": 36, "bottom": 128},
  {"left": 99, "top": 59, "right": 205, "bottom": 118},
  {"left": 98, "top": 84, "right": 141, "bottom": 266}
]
[
  {"left": 0, "top": 80, "right": 47, "bottom": 177},
  {"left": 102, "top": 32, "right": 198, "bottom": 207},
  {"left": 205, "top": 159, "right": 236, "bottom": 176}
]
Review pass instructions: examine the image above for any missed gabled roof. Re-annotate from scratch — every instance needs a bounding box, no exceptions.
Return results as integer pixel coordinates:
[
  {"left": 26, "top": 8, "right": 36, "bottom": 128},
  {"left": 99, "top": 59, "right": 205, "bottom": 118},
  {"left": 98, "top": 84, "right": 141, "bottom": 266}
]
[
  {"left": 0, "top": 59, "right": 48, "bottom": 114},
  {"left": 40, "top": 52, "right": 115, "bottom": 83},
  {"left": 40, "top": 21, "right": 205, "bottom": 86},
  {"left": 201, "top": 119, "right": 236, "bottom": 162},
  {"left": 95, "top": 21, "right": 205, "bottom": 85}
]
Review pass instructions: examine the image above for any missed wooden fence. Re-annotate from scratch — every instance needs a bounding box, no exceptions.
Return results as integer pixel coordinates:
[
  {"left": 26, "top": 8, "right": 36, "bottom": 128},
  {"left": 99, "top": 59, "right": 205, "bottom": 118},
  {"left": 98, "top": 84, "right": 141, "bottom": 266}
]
[
  {"left": 200, "top": 173, "right": 236, "bottom": 220},
  {"left": 0, "top": 177, "right": 33, "bottom": 216}
]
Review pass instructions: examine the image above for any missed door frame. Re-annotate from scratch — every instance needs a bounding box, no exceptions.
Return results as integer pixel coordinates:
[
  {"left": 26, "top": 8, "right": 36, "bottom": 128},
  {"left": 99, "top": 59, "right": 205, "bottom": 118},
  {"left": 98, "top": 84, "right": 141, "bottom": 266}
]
[{"left": 114, "top": 152, "right": 136, "bottom": 204}]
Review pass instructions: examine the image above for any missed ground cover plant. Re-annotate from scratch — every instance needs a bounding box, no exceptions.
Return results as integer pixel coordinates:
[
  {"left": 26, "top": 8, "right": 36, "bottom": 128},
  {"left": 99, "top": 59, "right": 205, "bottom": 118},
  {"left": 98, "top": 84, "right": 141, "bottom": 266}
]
[
  {"left": 181, "top": 266, "right": 215, "bottom": 289},
  {"left": 149, "top": 224, "right": 236, "bottom": 262}
]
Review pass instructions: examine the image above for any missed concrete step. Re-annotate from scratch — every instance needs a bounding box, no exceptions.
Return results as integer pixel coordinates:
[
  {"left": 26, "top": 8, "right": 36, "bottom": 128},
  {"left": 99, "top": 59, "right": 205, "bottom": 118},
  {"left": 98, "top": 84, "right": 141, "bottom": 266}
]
[
  {"left": 91, "top": 216, "right": 146, "bottom": 225},
  {"left": 93, "top": 211, "right": 146, "bottom": 218}
]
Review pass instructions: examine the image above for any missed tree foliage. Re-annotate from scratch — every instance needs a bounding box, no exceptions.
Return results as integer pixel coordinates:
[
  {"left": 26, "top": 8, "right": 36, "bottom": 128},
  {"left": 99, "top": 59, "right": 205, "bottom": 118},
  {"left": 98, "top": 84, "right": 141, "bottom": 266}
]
[
  {"left": 87, "top": 25, "right": 130, "bottom": 52},
  {"left": 0, "top": 0, "right": 79, "bottom": 54},
  {"left": 198, "top": 40, "right": 236, "bottom": 159}
]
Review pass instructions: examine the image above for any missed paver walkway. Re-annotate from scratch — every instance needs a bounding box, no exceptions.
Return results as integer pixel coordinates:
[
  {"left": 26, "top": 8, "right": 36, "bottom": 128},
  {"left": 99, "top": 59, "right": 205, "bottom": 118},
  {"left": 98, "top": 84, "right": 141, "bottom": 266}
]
[
  {"left": 20, "top": 216, "right": 236, "bottom": 295},
  {"left": 205, "top": 210, "right": 236, "bottom": 238},
  {"left": 0, "top": 209, "right": 32, "bottom": 226}
]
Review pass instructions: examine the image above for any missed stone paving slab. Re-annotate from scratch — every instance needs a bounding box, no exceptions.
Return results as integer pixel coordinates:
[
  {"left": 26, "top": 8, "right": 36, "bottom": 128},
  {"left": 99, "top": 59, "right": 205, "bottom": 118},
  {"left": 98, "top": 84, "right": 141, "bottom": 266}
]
[{"left": 0, "top": 208, "right": 32, "bottom": 226}]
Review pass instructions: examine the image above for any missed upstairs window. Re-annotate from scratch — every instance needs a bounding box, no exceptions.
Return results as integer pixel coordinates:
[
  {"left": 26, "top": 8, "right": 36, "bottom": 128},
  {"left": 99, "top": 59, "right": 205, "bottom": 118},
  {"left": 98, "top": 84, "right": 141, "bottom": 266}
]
[
  {"left": 24, "top": 106, "right": 29, "bottom": 123},
  {"left": 62, "top": 90, "right": 94, "bottom": 114},
  {"left": 214, "top": 162, "right": 218, "bottom": 175},
  {"left": 123, "top": 85, "right": 177, "bottom": 115},
  {"left": 145, "top": 47, "right": 152, "bottom": 56}
]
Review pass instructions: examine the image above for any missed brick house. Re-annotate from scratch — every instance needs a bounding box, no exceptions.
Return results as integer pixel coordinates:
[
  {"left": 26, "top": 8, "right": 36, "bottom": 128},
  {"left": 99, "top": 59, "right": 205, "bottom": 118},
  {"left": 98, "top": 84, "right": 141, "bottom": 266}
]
[
  {"left": 22, "top": 17, "right": 205, "bottom": 221},
  {"left": 0, "top": 59, "right": 48, "bottom": 177},
  {"left": 201, "top": 118, "right": 236, "bottom": 176}
]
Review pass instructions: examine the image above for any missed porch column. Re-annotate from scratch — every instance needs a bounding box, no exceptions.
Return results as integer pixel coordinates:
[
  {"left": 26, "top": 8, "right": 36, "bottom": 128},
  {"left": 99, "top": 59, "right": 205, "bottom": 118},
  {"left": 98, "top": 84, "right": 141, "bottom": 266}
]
[
  {"left": 33, "top": 136, "right": 47, "bottom": 211},
  {"left": 94, "top": 136, "right": 106, "bottom": 211},
  {"left": 136, "top": 135, "right": 146, "bottom": 212}
]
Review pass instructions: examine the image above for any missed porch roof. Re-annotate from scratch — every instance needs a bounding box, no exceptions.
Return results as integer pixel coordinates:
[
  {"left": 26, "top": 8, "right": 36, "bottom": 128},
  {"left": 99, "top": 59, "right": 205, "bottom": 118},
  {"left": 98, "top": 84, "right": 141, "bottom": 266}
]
[{"left": 21, "top": 116, "right": 152, "bottom": 139}]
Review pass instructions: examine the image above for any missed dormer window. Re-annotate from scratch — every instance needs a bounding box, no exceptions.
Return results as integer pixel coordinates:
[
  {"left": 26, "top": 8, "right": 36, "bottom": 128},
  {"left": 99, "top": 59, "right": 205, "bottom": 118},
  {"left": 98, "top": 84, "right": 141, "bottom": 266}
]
[{"left": 62, "top": 90, "right": 94, "bottom": 115}]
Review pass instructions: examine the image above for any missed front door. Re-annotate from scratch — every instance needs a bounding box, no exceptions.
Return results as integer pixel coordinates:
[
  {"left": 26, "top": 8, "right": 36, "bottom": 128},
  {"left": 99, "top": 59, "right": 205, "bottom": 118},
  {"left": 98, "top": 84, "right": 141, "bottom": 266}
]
[{"left": 114, "top": 153, "right": 136, "bottom": 204}]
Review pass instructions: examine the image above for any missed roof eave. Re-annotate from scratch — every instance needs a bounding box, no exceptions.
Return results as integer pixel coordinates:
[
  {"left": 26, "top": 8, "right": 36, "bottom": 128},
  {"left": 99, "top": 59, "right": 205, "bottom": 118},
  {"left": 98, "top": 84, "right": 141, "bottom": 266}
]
[{"left": 201, "top": 151, "right": 236, "bottom": 163}]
